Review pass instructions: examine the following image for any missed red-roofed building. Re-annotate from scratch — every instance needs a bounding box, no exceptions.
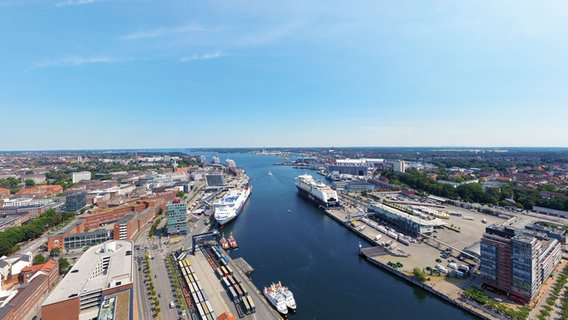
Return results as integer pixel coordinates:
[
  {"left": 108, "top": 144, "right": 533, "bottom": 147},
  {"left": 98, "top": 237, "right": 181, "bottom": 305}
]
[
  {"left": 19, "top": 259, "right": 59, "bottom": 288},
  {"left": 15, "top": 185, "right": 62, "bottom": 198},
  {"left": 0, "top": 188, "right": 10, "bottom": 198},
  {"left": 0, "top": 260, "right": 59, "bottom": 320}
]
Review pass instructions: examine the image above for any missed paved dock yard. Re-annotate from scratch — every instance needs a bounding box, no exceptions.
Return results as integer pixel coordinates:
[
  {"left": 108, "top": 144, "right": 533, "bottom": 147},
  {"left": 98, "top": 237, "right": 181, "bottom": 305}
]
[
  {"left": 322, "top": 200, "right": 510, "bottom": 320},
  {"left": 185, "top": 244, "right": 282, "bottom": 320}
]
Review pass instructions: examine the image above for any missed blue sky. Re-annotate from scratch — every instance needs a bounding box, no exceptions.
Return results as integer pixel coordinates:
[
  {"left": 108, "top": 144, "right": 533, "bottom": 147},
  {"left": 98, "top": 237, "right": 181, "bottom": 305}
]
[{"left": 1, "top": 0, "right": 567, "bottom": 150}]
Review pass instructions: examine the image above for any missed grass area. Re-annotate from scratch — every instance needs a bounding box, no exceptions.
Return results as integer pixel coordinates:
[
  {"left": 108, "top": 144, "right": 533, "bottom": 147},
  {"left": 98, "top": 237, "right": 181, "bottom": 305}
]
[
  {"left": 144, "top": 254, "right": 161, "bottom": 319},
  {"left": 463, "top": 286, "right": 531, "bottom": 320},
  {"left": 536, "top": 263, "right": 568, "bottom": 320},
  {"left": 166, "top": 255, "right": 186, "bottom": 312}
]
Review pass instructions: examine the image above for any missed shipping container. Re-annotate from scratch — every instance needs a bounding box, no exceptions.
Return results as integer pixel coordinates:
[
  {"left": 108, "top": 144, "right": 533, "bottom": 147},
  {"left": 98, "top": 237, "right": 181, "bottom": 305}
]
[
  {"left": 196, "top": 290, "right": 204, "bottom": 303},
  {"left": 234, "top": 284, "right": 243, "bottom": 298},
  {"left": 215, "top": 268, "right": 224, "bottom": 279},
  {"left": 196, "top": 303, "right": 205, "bottom": 318},
  {"left": 226, "top": 265, "right": 234, "bottom": 275},
  {"left": 227, "top": 276, "right": 236, "bottom": 287},
  {"left": 205, "top": 300, "right": 214, "bottom": 315},
  {"left": 228, "top": 287, "right": 237, "bottom": 301},
  {"left": 237, "top": 283, "right": 248, "bottom": 296},
  {"left": 242, "top": 296, "right": 251, "bottom": 313},
  {"left": 247, "top": 296, "right": 256, "bottom": 313},
  {"left": 220, "top": 266, "right": 229, "bottom": 277},
  {"left": 201, "top": 289, "right": 209, "bottom": 302},
  {"left": 201, "top": 301, "right": 209, "bottom": 315},
  {"left": 196, "top": 280, "right": 203, "bottom": 291},
  {"left": 221, "top": 277, "right": 231, "bottom": 289}
]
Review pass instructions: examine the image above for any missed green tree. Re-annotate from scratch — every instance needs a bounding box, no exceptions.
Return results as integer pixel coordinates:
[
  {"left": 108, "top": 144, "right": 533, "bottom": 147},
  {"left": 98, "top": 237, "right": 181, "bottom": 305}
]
[
  {"left": 24, "top": 179, "right": 36, "bottom": 188},
  {"left": 58, "top": 257, "right": 70, "bottom": 273},
  {"left": 176, "top": 190, "right": 185, "bottom": 198},
  {"left": 33, "top": 254, "right": 47, "bottom": 265},
  {"left": 413, "top": 267, "right": 428, "bottom": 282},
  {"left": 0, "top": 177, "right": 20, "bottom": 193},
  {"left": 50, "top": 247, "right": 61, "bottom": 257}
]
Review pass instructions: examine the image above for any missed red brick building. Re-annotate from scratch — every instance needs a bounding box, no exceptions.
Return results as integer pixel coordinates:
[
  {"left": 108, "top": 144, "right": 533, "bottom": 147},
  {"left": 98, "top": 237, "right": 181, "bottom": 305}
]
[
  {"left": 15, "top": 185, "right": 62, "bottom": 198},
  {"left": 0, "top": 260, "right": 59, "bottom": 320}
]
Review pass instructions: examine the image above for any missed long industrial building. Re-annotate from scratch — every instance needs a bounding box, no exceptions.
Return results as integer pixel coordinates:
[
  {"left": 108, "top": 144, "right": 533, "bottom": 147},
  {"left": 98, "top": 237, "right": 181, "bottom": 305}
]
[{"left": 480, "top": 216, "right": 564, "bottom": 304}]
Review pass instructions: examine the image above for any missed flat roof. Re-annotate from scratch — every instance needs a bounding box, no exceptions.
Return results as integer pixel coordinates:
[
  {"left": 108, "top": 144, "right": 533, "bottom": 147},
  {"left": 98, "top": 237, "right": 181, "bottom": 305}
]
[
  {"left": 53, "top": 219, "right": 84, "bottom": 237},
  {"left": 370, "top": 202, "right": 445, "bottom": 227},
  {"left": 43, "top": 240, "right": 133, "bottom": 307}
]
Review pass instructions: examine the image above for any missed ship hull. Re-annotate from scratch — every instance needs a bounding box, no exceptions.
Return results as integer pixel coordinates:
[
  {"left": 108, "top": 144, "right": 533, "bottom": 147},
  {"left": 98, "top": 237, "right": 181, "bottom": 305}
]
[
  {"left": 296, "top": 186, "right": 339, "bottom": 208},
  {"left": 216, "top": 189, "right": 251, "bottom": 226}
]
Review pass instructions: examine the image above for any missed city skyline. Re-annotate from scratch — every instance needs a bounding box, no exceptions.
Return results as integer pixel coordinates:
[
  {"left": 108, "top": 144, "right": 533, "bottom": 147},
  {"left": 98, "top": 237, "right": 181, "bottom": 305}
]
[{"left": 1, "top": 1, "right": 567, "bottom": 150}]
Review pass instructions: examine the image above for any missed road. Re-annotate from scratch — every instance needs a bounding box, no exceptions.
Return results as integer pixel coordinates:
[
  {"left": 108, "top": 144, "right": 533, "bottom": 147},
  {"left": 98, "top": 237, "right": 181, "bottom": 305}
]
[{"left": 133, "top": 181, "right": 210, "bottom": 320}]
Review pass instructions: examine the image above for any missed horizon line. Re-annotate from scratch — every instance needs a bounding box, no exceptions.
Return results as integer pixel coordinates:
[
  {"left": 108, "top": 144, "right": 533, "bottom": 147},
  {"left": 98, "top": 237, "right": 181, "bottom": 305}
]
[{"left": 1, "top": 146, "right": 568, "bottom": 153}]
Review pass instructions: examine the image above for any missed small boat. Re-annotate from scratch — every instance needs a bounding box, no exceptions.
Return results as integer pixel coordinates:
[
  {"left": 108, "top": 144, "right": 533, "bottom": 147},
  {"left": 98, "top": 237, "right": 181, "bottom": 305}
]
[
  {"left": 220, "top": 235, "right": 230, "bottom": 250},
  {"left": 228, "top": 233, "right": 238, "bottom": 249},
  {"left": 268, "top": 170, "right": 273, "bottom": 175},
  {"left": 287, "top": 209, "right": 292, "bottom": 213}
]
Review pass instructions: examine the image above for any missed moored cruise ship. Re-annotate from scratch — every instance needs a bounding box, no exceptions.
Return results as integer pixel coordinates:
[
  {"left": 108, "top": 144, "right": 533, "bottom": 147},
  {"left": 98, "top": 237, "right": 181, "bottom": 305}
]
[
  {"left": 263, "top": 283, "right": 288, "bottom": 315},
  {"left": 214, "top": 186, "right": 252, "bottom": 225},
  {"left": 274, "top": 281, "right": 296, "bottom": 311},
  {"left": 295, "top": 174, "right": 340, "bottom": 207}
]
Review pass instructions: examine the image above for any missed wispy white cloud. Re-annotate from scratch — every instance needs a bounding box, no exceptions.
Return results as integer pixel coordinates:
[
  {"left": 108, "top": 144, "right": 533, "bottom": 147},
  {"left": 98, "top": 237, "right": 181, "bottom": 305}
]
[
  {"left": 180, "top": 51, "right": 226, "bottom": 62},
  {"left": 121, "top": 23, "right": 205, "bottom": 40},
  {"left": 30, "top": 56, "right": 116, "bottom": 70},
  {"left": 56, "top": 0, "right": 100, "bottom": 7}
]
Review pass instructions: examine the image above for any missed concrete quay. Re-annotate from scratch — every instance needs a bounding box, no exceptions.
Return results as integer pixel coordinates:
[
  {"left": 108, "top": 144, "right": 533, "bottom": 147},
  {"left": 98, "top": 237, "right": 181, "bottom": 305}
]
[
  {"left": 183, "top": 245, "right": 283, "bottom": 320},
  {"left": 321, "top": 206, "right": 502, "bottom": 320}
]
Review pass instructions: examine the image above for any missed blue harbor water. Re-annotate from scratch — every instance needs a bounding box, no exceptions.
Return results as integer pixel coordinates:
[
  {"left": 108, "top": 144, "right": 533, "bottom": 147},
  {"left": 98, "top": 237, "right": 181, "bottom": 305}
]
[{"left": 194, "top": 152, "right": 476, "bottom": 320}]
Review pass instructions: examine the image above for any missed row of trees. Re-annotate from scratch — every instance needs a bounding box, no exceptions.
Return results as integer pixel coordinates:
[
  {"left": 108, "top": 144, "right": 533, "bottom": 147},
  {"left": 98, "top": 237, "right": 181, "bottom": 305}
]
[
  {"left": 0, "top": 209, "right": 74, "bottom": 256},
  {"left": 463, "top": 286, "right": 531, "bottom": 320},
  {"left": 384, "top": 170, "right": 514, "bottom": 206},
  {"left": 385, "top": 169, "right": 568, "bottom": 210}
]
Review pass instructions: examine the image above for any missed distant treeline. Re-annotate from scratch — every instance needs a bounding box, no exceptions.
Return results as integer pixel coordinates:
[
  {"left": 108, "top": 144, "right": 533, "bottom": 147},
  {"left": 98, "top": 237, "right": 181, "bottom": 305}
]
[{"left": 384, "top": 170, "right": 568, "bottom": 211}]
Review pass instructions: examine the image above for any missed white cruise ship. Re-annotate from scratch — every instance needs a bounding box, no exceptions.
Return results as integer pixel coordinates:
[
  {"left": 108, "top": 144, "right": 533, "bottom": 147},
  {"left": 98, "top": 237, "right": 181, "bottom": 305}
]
[
  {"left": 214, "top": 186, "right": 252, "bottom": 225},
  {"left": 263, "top": 283, "right": 288, "bottom": 315},
  {"left": 295, "top": 174, "right": 340, "bottom": 207}
]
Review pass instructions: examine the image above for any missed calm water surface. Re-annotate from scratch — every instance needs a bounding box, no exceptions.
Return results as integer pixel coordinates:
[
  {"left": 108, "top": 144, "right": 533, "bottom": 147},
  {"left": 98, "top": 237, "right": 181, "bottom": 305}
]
[{"left": 195, "top": 152, "right": 475, "bottom": 320}]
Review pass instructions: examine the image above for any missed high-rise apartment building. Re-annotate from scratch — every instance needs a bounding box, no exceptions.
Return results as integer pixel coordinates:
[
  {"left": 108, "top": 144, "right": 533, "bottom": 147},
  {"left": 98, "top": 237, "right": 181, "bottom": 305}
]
[
  {"left": 480, "top": 217, "right": 564, "bottom": 304},
  {"left": 393, "top": 160, "right": 406, "bottom": 173},
  {"left": 167, "top": 201, "right": 187, "bottom": 235}
]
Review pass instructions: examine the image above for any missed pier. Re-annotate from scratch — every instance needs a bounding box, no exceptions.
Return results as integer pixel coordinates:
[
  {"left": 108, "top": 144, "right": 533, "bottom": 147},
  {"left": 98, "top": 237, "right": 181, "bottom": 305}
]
[
  {"left": 178, "top": 243, "right": 282, "bottom": 320},
  {"left": 233, "top": 257, "right": 255, "bottom": 275}
]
